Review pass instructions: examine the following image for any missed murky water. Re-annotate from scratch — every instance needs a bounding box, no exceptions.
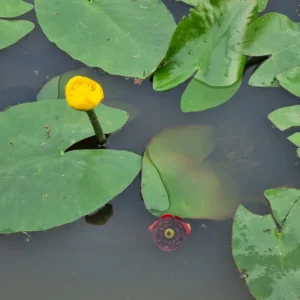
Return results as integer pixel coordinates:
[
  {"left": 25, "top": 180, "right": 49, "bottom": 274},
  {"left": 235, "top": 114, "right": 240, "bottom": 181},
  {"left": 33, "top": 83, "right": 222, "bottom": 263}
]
[{"left": 0, "top": 1, "right": 300, "bottom": 299}]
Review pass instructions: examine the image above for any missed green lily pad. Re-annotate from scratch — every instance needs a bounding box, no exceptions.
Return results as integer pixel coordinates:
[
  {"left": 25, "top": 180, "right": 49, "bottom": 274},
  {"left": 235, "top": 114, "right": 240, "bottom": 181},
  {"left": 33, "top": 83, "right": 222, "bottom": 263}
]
[
  {"left": 141, "top": 125, "right": 240, "bottom": 219},
  {"left": 0, "top": 0, "right": 33, "bottom": 17},
  {"left": 181, "top": 77, "right": 242, "bottom": 112},
  {"left": 0, "top": 100, "right": 141, "bottom": 233},
  {"left": 258, "top": 0, "right": 268, "bottom": 13},
  {"left": 177, "top": 0, "right": 268, "bottom": 13},
  {"left": 268, "top": 105, "right": 300, "bottom": 157},
  {"left": 35, "top": 0, "right": 176, "bottom": 79},
  {"left": 153, "top": 0, "right": 257, "bottom": 91},
  {"left": 276, "top": 66, "right": 300, "bottom": 97},
  {"left": 268, "top": 105, "right": 300, "bottom": 131},
  {"left": 232, "top": 188, "right": 300, "bottom": 300},
  {"left": 234, "top": 13, "right": 300, "bottom": 88},
  {"left": 37, "top": 76, "right": 60, "bottom": 101},
  {"left": 0, "top": 0, "right": 34, "bottom": 50},
  {"left": 288, "top": 133, "right": 300, "bottom": 148}
]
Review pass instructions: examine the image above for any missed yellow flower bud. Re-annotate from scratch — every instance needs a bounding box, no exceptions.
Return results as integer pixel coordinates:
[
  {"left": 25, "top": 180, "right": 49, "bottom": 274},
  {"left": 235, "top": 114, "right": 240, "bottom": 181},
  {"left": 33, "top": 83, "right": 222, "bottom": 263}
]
[{"left": 65, "top": 76, "right": 104, "bottom": 111}]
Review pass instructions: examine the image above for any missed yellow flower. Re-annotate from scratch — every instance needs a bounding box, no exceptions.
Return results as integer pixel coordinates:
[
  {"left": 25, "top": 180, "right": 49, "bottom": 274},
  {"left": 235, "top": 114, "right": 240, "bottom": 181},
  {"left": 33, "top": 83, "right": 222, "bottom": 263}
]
[{"left": 65, "top": 76, "right": 104, "bottom": 111}]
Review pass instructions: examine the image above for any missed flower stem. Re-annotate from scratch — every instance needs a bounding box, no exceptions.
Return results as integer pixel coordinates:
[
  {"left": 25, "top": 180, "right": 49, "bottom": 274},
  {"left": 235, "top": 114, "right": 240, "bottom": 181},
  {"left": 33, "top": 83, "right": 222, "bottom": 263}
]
[{"left": 86, "top": 109, "right": 107, "bottom": 146}]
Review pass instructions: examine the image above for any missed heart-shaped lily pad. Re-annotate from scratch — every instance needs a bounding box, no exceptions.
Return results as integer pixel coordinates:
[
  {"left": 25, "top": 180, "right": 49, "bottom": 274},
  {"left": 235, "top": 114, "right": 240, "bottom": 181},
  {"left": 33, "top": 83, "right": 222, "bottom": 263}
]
[
  {"left": 153, "top": 0, "right": 257, "bottom": 91},
  {"left": 232, "top": 188, "right": 300, "bottom": 299},
  {"left": 234, "top": 13, "right": 300, "bottom": 88},
  {"left": 0, "top": 0, "right": 34, "bottom": 50},
  {"left": 141, "top": 125, "right": 240, "bottom": 220},
  {"left": 0, "top": 100, "right": 141, "bottom": 233},
  {"left": 35, "top": 0, "right": 176, "bottom": 78}
]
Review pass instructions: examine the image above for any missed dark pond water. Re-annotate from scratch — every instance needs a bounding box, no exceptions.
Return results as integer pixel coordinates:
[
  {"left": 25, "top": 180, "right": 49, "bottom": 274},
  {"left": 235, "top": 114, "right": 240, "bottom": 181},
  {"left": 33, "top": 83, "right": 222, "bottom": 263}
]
[{"left": 0, "top": 1, "right": 300, "bottom": 299}]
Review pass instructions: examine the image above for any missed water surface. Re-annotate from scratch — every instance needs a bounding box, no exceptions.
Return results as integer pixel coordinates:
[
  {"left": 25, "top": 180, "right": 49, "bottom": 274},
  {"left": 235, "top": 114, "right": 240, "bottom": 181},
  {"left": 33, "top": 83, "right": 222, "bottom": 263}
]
[{"left": 0, "top": 1, "right": 300, "bottom": 299}]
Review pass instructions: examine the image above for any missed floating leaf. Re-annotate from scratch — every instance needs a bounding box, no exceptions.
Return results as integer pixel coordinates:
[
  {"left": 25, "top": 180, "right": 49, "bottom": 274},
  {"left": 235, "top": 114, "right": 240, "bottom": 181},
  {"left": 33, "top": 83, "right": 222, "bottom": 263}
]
[
  {"left": 232, "top": 188, "right": 300, "bottom": 300},
  {"left": 141, "top": 125, "right": 240, "bottom": 219},
  {"left": 0, "top": 0, "right": 33, "bottom": 17},
  {"left": 37, "top": 76, "right": 60, "bottom": 101},
  {"left": 35, "top": 0, "right": 176, "bottom": 78},
  {"left": 177, "top": 0, "right": 268, "bottom": 13},
  {"left": 276, "top": 66, "right": 300, "bottom": 97},
  {"left": 153, "top": 0, "right": 257, "bottom": 91},
  {"left": 176, "top": 0, "right": 200, "bottom": 5},
  {"left": 0, "top": 0, "right": 34, "bottom": 50},
  {"left": 268, "top": 105, "right": 300, "bottom": 157},
  {"left": 268, "top": 105, "right": 300, "bottom": 131},
  {"left": 181, "top": 78, "right": 242, "bottom": 112},
  {"left": 234, "top": 13, "right": 300, "bottom": 88},
  {"left": 0, "top": 100, "right": 141, "bottom": 233},
  {"left": 258, "top": 0, "right": 268, "bottom": 12}
]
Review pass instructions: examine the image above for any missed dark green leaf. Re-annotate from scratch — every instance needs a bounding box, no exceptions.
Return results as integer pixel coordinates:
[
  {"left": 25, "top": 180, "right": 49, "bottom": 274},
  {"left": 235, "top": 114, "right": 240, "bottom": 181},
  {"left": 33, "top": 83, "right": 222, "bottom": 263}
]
[
  {"left": 177, "top": 0, "right": 268, "bottom": 13},
  {"left": 232, "top": 188, "right": 300, "bottom": 300},
  {"left": 153, "top": 0, "right": 257, "bottom": 91},
  {"left": 0, "top": 100, "right": 141, "bottom": 233},
  {"left": 35, "top": 0, "right": 176, "bottom": 78},
  {"left": 234, "top": 13, "right": 300, "bottom": 87}
]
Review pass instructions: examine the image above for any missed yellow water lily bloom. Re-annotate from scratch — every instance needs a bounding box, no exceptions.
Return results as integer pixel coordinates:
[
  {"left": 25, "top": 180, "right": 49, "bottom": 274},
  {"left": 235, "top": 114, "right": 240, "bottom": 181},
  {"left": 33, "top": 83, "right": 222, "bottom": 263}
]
[{"left": 65, "top": 76, "right": 104, "bottom": 111}]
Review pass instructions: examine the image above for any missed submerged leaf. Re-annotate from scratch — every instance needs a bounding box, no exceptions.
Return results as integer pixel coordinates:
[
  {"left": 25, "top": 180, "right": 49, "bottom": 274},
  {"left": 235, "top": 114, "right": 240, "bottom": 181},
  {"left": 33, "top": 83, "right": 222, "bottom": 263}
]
[
  {"left": 232, "top": 188, "right": 300, "bottom": 300},
  {"left": 35, "top": 0, "right": 176, "bottom": 78},
  {"left": 153, "top": 0, "right": 257, "bottom": 91},
  {"left": 141, "top": 125, "right": 240, "bottom": 219},
  {"left": 0, "top": 100, "right": 141, "bottom": 233},
  {"left": 181, "top": 78, "right": 242, "bottom": 112},
  {"left": 234, "top": 13, "right": 300, "bottom": 88}
]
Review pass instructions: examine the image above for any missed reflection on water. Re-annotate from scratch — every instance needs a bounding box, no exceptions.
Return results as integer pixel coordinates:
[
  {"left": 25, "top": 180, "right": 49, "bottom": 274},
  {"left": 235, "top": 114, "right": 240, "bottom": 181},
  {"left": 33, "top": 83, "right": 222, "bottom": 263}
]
[{"left": 0, "top": 1, "right": 300, "bottom": 300}]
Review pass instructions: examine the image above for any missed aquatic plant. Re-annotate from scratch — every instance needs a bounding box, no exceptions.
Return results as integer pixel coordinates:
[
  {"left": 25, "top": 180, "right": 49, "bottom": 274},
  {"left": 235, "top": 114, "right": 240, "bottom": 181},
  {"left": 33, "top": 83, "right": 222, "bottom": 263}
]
[
  {"left": 232, "top": 188, "right": 300, "bottom": 299},
  {"left": 268, "top": 105, "right": 300, "bottom": 158},
  {"left": 34, "top": 0, "right": 176, "bottom": 78},
  {"left": 0, "top": 80, "right": 141, "bottom": 233},
  {"left": 0, "top": 0, "right": 34, "bottom": 50},
  {"left": 141, "top": 125, "right": 240, "bottom": 219},
  {"left": 65, "top": 76, "right": 107, "bottom": 145}
]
